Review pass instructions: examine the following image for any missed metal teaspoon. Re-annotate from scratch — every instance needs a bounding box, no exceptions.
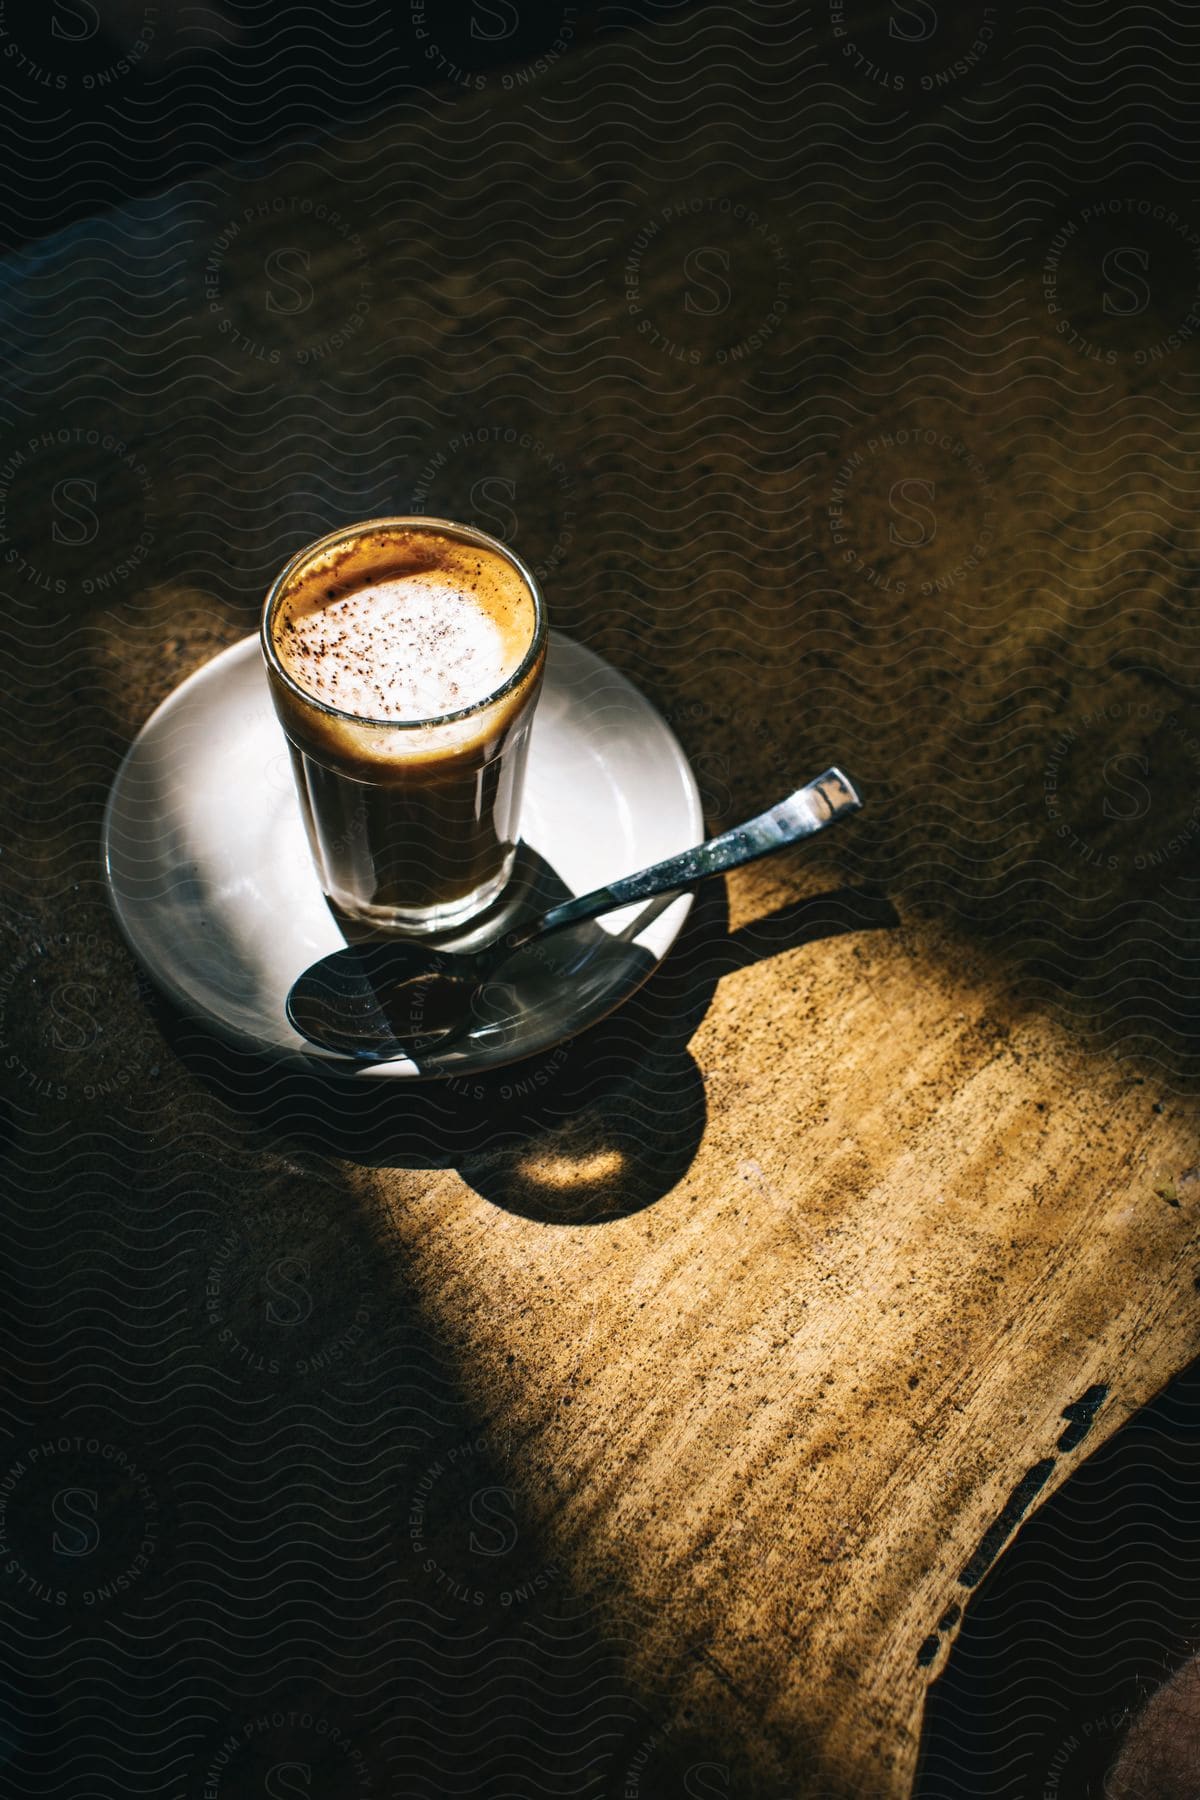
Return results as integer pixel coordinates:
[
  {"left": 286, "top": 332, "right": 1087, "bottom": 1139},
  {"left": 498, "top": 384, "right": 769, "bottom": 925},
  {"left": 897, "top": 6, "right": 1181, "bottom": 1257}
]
[{"left": 286, "top": 766, "right": 862, "bottom": 1063}]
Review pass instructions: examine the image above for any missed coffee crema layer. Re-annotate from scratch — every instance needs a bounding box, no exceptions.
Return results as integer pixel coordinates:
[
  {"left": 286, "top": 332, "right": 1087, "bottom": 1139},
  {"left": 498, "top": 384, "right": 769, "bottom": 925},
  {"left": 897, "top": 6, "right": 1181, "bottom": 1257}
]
[
  {"left": 272, "top": 525, "right": 533, "bottom": 723},
  {"left": 267, "top": 524, "right": 543, "bottom": 782},
  {"left": 282, "top": 578, "right": 509, "bottom": 721}
]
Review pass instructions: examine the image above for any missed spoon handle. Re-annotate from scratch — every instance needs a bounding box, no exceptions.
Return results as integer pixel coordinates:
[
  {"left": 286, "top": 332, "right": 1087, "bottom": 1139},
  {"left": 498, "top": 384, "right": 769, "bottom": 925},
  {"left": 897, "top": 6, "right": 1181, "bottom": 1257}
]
[{"left": 518, "top": 767, "right": 862, "bottom": 946}]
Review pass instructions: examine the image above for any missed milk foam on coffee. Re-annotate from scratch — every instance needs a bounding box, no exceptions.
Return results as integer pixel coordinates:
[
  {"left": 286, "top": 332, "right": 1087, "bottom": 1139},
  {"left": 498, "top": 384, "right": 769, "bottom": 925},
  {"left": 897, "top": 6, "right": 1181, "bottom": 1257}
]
[
  {"left": 280, "top": 574, "right": 510, "bottom": 721},
  {"left": 270, "top": 525, "right": 536, "bottom": 746}
]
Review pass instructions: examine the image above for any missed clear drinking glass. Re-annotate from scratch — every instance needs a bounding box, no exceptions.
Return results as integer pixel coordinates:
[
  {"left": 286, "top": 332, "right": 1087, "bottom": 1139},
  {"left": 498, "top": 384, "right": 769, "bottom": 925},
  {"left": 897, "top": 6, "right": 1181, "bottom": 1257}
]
[{"left": 261, "top": 516, "right": 547, "bottom": 935}]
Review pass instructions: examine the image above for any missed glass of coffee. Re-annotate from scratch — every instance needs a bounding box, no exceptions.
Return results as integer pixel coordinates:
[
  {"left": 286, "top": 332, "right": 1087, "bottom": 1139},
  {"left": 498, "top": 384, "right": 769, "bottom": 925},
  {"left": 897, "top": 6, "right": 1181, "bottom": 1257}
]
[{"left": 262, "top": 516, "right": 547, "bottom": 935}]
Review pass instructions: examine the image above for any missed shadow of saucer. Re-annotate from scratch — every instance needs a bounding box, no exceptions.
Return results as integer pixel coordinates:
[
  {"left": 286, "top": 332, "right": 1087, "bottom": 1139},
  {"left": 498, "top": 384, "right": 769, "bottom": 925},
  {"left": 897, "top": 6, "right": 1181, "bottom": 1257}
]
[{"left": 153, "top": 880, "right": 898, "bottom": 1224}]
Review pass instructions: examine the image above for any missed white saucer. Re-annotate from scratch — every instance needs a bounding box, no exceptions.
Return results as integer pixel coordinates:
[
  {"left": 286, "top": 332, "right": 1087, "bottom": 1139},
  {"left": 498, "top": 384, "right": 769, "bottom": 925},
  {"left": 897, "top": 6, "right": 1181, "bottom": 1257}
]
[{"left": 102, "top": 633, "right": 703, "bottom": 1078}]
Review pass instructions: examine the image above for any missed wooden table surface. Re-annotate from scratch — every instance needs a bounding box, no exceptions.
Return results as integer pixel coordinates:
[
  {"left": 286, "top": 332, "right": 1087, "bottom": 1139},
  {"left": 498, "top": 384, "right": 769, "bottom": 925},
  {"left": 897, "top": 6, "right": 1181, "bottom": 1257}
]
[{"left": 2, "top": 6, "right": 1199, "bottom": 1795}]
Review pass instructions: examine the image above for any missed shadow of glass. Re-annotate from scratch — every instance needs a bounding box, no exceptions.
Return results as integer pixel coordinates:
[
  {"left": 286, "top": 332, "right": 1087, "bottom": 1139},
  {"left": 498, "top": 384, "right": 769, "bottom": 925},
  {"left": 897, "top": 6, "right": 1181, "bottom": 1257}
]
[{"left": 149, "top": 879, "right": 898, "bottom": 1225}]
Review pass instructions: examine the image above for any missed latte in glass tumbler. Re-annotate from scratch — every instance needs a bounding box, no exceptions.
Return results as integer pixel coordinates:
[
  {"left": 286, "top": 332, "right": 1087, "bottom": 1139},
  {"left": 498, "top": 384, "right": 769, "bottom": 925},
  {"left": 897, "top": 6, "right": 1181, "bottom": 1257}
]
[{"left": 262, "top": 517, "right": 546, "bottom": 934}]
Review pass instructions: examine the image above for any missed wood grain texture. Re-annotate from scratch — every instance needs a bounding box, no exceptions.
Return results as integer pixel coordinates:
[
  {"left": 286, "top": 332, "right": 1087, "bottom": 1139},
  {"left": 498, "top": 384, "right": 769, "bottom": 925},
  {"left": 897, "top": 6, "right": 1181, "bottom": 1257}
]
[{"left": 1, "top": 7, "right": 1199, "bottom": 1796}]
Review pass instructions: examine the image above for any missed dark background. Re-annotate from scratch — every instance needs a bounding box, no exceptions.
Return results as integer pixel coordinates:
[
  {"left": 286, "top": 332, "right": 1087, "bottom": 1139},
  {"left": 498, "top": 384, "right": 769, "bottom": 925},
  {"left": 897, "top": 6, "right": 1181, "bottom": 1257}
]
[
  {"left": 0, "top": 0, "right": 685, "bottom": 249},
  {"left": 917, "top": 1363, "right": 1200, "bottom": 1798}
]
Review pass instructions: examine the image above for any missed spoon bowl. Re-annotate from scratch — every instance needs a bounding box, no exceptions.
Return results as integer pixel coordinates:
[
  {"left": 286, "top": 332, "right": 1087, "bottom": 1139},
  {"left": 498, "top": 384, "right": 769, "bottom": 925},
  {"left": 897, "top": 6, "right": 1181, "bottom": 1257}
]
[{"left": 288, "top": 944, "right": 488, "bottom": 1060}]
